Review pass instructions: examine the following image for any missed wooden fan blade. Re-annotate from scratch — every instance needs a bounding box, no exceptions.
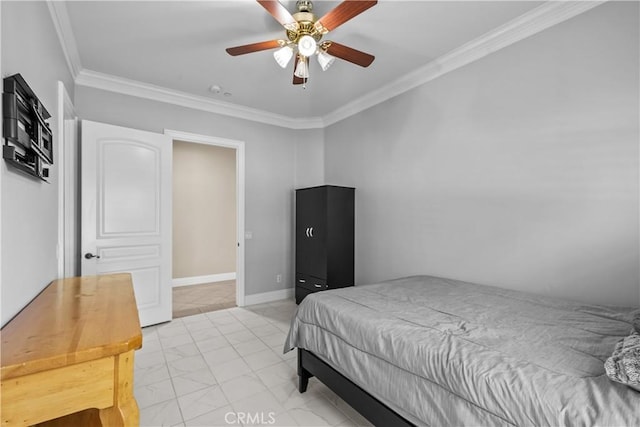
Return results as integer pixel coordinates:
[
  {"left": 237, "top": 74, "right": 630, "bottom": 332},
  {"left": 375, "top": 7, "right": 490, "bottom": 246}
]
[
  {"left": 257, "top": 0, "right": 298, "bottom": 29},
  {"left": 325, "top": 42, "right": 375, "bottom": 67},
  {"left": 226, "top": 40, "right": 282, "bottom": 56},
  {"left": 293, "top": 56, "right": 305, "bottom": 85},
  {"left": 315, "top": 0, "right": 377, "bottom": 33}
]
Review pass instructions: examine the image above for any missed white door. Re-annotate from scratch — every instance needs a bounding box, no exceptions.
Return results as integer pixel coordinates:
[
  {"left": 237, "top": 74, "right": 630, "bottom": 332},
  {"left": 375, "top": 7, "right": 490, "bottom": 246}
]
[{"left": 81, "top": 120, "right": 172, "bottom": 326}]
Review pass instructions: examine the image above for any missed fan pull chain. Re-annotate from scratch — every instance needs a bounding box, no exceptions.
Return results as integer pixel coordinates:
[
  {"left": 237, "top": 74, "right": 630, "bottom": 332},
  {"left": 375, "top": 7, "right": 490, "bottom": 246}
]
[{"left": 303, "top": 64, "right": 308, "bottom": 89}]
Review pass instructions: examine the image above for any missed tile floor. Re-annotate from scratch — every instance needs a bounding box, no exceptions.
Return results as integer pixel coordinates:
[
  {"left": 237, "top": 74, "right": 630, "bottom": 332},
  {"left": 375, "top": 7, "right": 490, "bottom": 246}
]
[
  {"left": 173, "top": 281, "right": 237, "bottom": 319},
  {"left": 136, "top": 298, "right": 373, "bottom": 426}
]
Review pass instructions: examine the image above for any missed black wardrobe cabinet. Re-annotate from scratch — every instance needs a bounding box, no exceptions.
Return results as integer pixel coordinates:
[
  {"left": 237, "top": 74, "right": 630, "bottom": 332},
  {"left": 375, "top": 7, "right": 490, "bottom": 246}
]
[{"left": 295, "top": 185, "right": 354, "bottom": 304}]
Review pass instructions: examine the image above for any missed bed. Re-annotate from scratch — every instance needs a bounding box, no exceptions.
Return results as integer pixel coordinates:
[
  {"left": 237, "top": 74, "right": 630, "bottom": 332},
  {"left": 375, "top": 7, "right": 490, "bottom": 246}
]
[{"left": 284, "top": 275, "right": 640, "bottom": 426}]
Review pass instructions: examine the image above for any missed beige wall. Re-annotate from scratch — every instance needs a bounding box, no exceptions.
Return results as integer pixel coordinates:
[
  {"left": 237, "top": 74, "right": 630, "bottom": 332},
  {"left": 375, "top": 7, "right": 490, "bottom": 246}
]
[{"left": 173, "top": 141, "right": 236, "bottom": 279}]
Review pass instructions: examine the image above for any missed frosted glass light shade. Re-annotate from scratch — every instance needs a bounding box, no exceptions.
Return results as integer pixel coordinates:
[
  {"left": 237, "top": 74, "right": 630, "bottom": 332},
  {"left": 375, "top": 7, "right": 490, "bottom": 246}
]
[
  {"left": 294, "top": 58, "right": 309, "bottom": 79},
  {"left": 273, "top": 46, "right": 294, "bottom": 68},
  {"left": 317, "top": 50, "right": 335, "bottom": 71},
  {"left": 297, "top": 35, "right": 317, "bottom": 57}
]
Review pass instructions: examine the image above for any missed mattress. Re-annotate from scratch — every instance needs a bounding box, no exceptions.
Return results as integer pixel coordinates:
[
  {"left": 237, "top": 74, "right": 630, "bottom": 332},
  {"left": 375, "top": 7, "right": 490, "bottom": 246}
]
[{"left": 284, "top": 275, "right": 640, "bottom": 426}]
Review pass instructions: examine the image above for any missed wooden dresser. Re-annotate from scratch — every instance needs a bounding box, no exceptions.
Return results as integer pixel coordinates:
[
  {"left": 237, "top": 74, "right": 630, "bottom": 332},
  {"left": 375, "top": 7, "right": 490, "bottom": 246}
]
[{"left": 1, "top": 274, "right": 143, "bottom": 426}]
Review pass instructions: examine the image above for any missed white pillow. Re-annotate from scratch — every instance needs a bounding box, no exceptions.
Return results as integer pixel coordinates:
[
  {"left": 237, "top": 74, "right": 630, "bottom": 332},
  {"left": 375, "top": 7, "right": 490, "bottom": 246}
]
[{"left": 605, "top": 331, "right": 640, "bottom": 392}]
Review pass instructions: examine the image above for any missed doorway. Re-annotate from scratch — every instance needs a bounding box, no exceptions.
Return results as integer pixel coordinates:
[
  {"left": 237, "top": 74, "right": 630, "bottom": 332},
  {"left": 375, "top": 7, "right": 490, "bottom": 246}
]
[{"left": 165, "top": 129, "right": 246, "bottom": 318}]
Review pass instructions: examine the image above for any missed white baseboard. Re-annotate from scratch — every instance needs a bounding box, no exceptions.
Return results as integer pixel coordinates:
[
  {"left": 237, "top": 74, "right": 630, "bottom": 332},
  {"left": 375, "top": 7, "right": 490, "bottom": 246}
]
[
  {"left": 172, "top": 272, "right": 236, "bottom": 288},
  {"left": 244, "top": 288, "right": 294, "bottom": 306}
]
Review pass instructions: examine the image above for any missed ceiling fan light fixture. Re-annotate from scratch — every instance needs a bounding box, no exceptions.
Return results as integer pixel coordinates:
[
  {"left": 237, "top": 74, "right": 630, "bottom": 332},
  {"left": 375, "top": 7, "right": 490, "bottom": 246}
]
[
  {"left": 225, "top": 0, "right": 377, "bottom": 86},
  {"left": 273, "top": 45, "right": 294, "bottom": 68},
  {"left": 294, "top": 57, "right": 309, "bottom": 79},
  {"left": 297, "top": 35, "right": 317, "bottom": 57},
  {"left": 317, "top": 50, "right": 335, "bottom": 71}
]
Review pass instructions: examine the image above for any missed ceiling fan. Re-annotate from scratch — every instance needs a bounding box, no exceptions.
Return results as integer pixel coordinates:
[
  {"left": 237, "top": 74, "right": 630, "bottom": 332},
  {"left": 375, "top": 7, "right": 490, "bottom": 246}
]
[{"left": 226, "top": 0, "right": 377, "bottom": 86}]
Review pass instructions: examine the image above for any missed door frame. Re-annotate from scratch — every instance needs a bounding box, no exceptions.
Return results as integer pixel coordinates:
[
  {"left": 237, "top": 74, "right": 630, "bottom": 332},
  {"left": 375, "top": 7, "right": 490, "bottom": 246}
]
[
  {"left": 164, "top": 129, "right": 246, "bottom": 307},
  {"left": 56, "top": 81, "right": 78, "bottom": 278}
]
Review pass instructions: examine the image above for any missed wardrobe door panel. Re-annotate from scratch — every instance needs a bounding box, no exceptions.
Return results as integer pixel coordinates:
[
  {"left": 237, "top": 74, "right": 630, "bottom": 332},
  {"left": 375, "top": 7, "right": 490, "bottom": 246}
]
[
  {"left": 327, "top": 187, "right": 355, "bottom": 287},
  {"left": 296, "top": 187, "right": 327, "bottom": 280}
]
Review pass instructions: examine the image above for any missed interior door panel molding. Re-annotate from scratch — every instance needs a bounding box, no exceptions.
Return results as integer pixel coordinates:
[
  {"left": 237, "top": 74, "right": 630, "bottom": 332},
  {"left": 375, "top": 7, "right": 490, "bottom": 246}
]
[
  {"left": 97, "top": 139, "right": 161, "bottom": 237},
  {"left": 98, "top": 245, "right": 161, "bottom": 262},
  {"left": 92, "top": 265, "right": 162, "bottom": 309}
]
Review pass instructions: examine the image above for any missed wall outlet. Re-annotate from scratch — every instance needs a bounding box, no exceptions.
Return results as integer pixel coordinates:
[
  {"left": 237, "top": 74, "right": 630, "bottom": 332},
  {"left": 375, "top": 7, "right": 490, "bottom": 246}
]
[{"left": 276, "top": 274, "right": 282, "bottom": 283}]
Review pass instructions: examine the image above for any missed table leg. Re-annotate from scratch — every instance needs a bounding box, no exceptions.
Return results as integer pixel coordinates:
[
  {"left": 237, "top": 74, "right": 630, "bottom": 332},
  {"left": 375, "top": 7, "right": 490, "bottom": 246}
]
[{"left": 98, "top": 351, "right": 139, "bottom": 427}]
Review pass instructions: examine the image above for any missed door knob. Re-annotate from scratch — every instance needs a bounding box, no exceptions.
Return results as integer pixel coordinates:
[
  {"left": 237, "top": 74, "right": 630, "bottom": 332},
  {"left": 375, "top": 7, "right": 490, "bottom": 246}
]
[{"left": 84, "top": 252, "right": 101, "bottom": 260}]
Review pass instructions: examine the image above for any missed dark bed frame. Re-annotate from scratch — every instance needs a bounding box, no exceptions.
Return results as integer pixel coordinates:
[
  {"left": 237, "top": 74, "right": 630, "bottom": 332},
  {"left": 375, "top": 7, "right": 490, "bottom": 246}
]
[{"left": 297, "top": 349, "right": 415, "bottom": 427}]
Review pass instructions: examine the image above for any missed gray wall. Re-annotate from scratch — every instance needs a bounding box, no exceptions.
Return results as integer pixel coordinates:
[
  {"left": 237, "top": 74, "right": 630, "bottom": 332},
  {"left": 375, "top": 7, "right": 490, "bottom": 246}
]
[
  {"left": 2, "top": 1, "right": 637, "bottom": 328},
  {"left": 295, "top": 132, "right": 325, "bottom": 188},
  {"left": 1, "top": 1, "right": 75, "bottom": 326},
  {"left": 324, "top": 2, "right": 639, "bottom": 306},
  {"left": 74, "top": 86, "right": 324, "bottom": 298}
]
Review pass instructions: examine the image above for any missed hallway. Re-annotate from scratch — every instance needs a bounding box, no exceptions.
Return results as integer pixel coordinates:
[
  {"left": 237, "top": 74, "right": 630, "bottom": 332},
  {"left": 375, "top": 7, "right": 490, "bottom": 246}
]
[{"left": 173, "top": 281, "right": 236, "bottom": 318}]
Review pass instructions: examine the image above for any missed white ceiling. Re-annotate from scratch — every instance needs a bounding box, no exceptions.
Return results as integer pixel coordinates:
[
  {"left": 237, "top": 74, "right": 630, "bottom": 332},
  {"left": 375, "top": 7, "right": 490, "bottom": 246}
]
[{"left": 64, "top": 1, "right": 544, "bottom": 120}]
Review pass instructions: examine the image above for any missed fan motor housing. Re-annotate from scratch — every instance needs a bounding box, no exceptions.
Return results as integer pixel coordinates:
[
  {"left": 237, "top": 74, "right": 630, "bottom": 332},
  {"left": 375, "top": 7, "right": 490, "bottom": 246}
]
[{"left": 287, "top": 17, "right": 322, "bottom": 43}]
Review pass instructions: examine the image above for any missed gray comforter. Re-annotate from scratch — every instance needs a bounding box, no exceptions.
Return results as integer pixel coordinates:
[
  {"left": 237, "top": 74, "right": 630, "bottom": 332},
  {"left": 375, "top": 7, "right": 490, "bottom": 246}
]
[{"left": 284, "top": 275, "right": 640, "bottom": 426}]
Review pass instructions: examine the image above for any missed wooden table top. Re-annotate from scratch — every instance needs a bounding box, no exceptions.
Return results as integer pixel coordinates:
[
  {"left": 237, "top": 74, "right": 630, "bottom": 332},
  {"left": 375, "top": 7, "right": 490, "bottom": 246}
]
[{"left": 1, "top": 274, "right": 142, "bottom": 380}]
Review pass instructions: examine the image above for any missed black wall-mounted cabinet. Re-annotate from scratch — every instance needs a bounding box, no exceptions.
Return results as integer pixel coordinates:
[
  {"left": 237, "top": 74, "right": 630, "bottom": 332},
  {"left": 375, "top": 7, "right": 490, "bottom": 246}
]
[
  {"left": 295, "top": 185, "right": 354, "bottom": 304},
  {"left": 2, "top": 73, "right": 52, "bottom": 181}
]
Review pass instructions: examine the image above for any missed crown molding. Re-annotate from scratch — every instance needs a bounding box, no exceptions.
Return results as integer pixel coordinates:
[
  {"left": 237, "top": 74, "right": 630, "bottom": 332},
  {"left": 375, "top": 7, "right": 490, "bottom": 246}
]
[
  {"left": 46, "top": 0, "right": 82, "bottom": 79},
  {"left": 75, "top": 69, "right": 325, "bottom": 129},
  {"left": 322, "top": 0, "right": 606, "bottom": 127},
  {"left": 47, "top": 0, "right": 323, "bottom": 129},
  {"left": 50, "top": 1, "right": 604, "bottom": 130}
]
